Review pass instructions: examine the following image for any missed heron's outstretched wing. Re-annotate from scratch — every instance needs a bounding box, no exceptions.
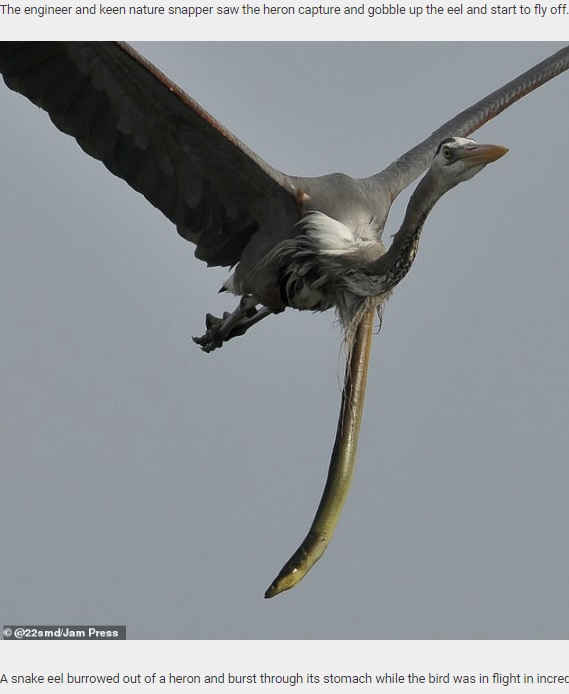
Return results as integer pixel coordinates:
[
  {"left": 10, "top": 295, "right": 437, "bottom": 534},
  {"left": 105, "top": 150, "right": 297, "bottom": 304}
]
[
  {"left": 370, "top": 44, "right": 569, "bottom": 205},
  {"left": 0, "top": 42, "right": 301, "bottom": 268}
]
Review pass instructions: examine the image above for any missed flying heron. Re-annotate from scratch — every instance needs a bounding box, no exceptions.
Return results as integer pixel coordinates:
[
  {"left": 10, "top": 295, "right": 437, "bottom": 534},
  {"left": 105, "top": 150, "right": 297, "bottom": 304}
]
[{"left": 1, "top": 43, "right": 568, "bottom": 597}]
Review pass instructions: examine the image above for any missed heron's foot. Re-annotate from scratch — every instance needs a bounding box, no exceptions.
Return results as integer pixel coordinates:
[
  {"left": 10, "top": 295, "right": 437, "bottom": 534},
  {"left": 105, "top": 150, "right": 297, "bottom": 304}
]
[
  {"left": 192, "top": 313, "right": 231, "bottom": 352},
  {"left": 192, "top": 298, "right": 274, "bottom": 353}
]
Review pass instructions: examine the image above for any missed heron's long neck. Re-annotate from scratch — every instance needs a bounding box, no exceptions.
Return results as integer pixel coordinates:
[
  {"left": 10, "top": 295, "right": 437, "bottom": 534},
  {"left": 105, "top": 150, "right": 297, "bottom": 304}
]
[{"left": 367, "top": 170, "right": 447, "bottom": 293}]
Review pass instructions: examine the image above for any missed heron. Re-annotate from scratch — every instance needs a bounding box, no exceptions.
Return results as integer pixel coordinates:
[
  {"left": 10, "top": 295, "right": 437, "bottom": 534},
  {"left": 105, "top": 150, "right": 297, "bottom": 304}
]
[{"left": 1, "top": 43, "right": 568, "bottom": 597}]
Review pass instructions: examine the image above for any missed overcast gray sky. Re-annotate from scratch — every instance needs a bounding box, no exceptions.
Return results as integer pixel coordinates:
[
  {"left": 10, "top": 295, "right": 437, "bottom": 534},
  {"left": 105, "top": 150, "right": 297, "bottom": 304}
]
[{"left": 1, "top": 43, "right": 568, "bottom": 640}]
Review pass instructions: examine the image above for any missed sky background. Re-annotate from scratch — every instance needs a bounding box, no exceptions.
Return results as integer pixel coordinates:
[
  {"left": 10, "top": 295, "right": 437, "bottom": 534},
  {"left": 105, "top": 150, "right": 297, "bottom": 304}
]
[{"left": 1, "top": 43, "right": 568, "bottom": 640}]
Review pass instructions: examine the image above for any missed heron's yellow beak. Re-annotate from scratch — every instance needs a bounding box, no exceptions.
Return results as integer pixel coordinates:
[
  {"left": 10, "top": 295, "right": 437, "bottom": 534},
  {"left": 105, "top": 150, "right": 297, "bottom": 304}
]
[{"left": 463, "top": 143, "right": 509, "bottom": 166}]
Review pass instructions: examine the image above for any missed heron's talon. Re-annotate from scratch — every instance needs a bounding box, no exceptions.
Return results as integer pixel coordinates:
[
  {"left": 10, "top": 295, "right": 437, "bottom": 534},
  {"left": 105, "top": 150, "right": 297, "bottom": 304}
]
[
  {"left": 193, "top": 301, "right": 273, "bottom": 352},
  {"left": 193, "top": 312, "right": 233, "bottom": 352},
  {"left": 192, "top": 324, "right": 244, "bottom": 352}
]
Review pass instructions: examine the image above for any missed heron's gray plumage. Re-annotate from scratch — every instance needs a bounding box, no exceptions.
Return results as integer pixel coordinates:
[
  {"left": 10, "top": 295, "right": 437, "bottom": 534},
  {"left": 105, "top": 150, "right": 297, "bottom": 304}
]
[{"left": 1, "top": 42, "right": 569, "bottom": 349}]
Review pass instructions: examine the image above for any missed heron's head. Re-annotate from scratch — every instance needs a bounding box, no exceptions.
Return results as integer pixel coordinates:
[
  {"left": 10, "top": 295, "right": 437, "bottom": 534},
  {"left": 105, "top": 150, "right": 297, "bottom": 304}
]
[{"left": 431, "top": 136, "right": 508, "bottom": 190}]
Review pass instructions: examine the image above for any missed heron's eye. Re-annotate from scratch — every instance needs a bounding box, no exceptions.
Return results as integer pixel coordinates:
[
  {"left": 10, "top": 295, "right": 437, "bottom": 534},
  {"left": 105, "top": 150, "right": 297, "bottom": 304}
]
[{"left": 442, "top": 146, "right": 452, "bottom": 160}]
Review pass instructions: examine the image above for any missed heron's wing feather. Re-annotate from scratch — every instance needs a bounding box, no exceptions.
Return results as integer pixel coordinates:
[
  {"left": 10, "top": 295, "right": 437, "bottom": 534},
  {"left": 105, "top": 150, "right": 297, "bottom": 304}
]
[
  {"left": 369, "top": 45, "right": 569, "bottom": 204},
  {"left": 0, "top": 42, "right": 301, "bottom": 268}
]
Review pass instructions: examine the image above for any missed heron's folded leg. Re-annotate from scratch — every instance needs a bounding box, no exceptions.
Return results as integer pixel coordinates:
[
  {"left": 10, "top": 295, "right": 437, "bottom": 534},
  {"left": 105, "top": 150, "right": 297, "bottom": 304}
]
[{"left": 192, "top": 296, "right": 276, "bottom": 352}]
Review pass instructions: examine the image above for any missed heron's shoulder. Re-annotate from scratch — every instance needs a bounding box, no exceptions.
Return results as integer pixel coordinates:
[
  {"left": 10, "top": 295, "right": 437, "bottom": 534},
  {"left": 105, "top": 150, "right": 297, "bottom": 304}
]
[
  {"left": 291, "top": 173, "right": 370, "bottom": 214},
  {"left": 290, "top": 173, "right": 389, "bottom": 237}
]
